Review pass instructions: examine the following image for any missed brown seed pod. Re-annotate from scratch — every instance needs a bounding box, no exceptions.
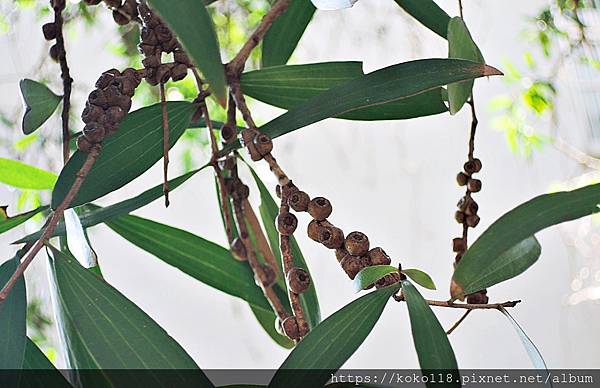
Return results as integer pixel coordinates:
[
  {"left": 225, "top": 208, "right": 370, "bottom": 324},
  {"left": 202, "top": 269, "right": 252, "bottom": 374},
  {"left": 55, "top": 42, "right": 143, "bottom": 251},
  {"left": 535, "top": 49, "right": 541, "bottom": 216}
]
[
  {"left": 174, "top": 50, "right": 192, "bottom": 66},
  {"left": 81, "top": 104, "right": 103, "bottom": 124},
  {"left": 141, "top": 26, "right": 159, "bottom": 46},
  {"left": 286, "top": 267, "right": 311, "bottom": 294},
  {"left": 83, "top": 122, "right": 106, "bottom": 143},
  {"left": 340, "top": 254, "right": 367, "bottom": 280},
  {"left": 171, "top": 64, "right": 188, "bottom": 82},
  {"left": 260, "top": 264, "right": 277, "bottom": 288},
  {"left": 42, "top": 23, "right": 57, "bottom": 40},
  {"left": 218, "top": 157, "right": 236, "bottom": 171},
  {"left": 103, "top": 84, "right": 122, "bottom": 102},
  {"left": 335, "top": 248, "right": 347, "bottom": 263},
  {"left": 307, "top": 219, "right": 329, "bottom": 242},
  {"left": 344, "top": 231, "right": 370, "bottom": 257},
  {"left": 308, "top": 197, "right": 332, "bottom": 221},
  {"left": 232, "top": 183, "right": 250, "bottom": 201},
  {"left": 472, "top": 158, "right": 483, "bottom": 172},
  {"left": 368, "top": 247, "right": 391, "bottom": 266},
  {"left": 76, "top": 135, "right": 93, "bottom": 153},
  {"left": 466, "top": 214, "right": 480, "bottom": 228},
  {"left": 84, "top": 0, "right": 103, "bottom": 5},
  {"left": 120, "top": 0, "right": 138, "bottom": 17},
  {"left": 320, "top": 225, "right": 345, "bottom": 249},
  {"left": 88, "top": 89, "right": 108, "bottom": 108},
  {"left": 122, "top": 68, "right": 142, "bottom": 85},
  {"left": 464, "top": 159, "right": 482, "bottom": 174},
  {"left": 154, "top": 64, "right": 173, "bottom": 84},
  {"left": 454, "top": 210, "right": 466, "bottom": 224},
  {"left": 281, "top": 316, "right": 301, "bottom": 340},
  {"left": 288, "top": 191, "right": 310, "bottom": 212},
  {"left": 467, "top": 178, "right": 482, "bottom": 193},
  {"left": 49, "top": 44, "right": 60, "bottom": 61},
  {"left": 220, "top": 124, "right": 237, "bottom": 144},
  {"left": 95, "top": 73, "right": 115, "bottom": 90},
  {"left": 375, "top": 272, "right": 401, "bottom": 289},
  {"left": 452, "top": 237, "right": 466, "bottom": 253},
  {"left": 112, "top": 9, "right": 130, "bottom": 25},
  {"left": 253, "top": 134, "right": 273, "bottom": 157},
  {"left": 277, "top": 212, "right": 298, "bottom": 236},
  {"left": 155, "top": 24, "right": 172, "bottom": 43},
  {"left": 456, "top": 172, "right": 469, "bottom": 186},
  {"left": 466, "top": 290, "right": 488, "bottom": 304},
  {"left": 138, "top": 43, "right": 158, "bottom": 57},
  {"left": 231, "top": 238, "right": 247, "bottom": 261},
  {"left": 105, "top": 105, "right": 126, "bottom": 124},
  {"left": 464, "top": 200, "right": 479, "bottom": 216},
  {"left": 161, "top": 37, "right": 178, "bottom": 53}
]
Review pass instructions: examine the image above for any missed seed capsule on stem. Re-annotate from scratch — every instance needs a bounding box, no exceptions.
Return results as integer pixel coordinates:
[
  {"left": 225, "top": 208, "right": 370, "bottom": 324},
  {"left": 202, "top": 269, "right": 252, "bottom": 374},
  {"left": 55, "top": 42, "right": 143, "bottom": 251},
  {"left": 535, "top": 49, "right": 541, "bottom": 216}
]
[
  {"left": 281, "top": 316, "right": 301, "bottom": 340},
  {"left": 456, "top": 172, "right": 469, "bottom": 186},
  {"left": 320, "top": 225, "right": 345, "bottom": 249},
  {"left": 231, "top": 238, "right": 247, "bottom": 261},
  {"left": 340, "top": 254, "right": 366, "bottom": 280},
  {"left": 467, "top": 178, "right": 482, "bottom": 193},
  {"left": 344, "top": 231, "right": 370, "bottom": 257},
  {"left": 288, "top": 191, "right": 310, "bottom": 212},
  {"left": 368, "top": 247, "right": 391, "bottom": 266},
  {"left": 286, "top": 267, "right": 311, "bottom": 294},
  {"left": 277, "top": 212, "right": 298, "bottom": 236},
  {"left": 308, "top": 197, "right": 332, "bottom": 221}
]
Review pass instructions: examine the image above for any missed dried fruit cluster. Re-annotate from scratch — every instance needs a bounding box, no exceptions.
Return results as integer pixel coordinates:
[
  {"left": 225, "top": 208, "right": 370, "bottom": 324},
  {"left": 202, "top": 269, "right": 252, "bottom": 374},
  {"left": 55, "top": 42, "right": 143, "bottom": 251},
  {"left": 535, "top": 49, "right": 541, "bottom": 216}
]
[
  {"left": 77, "top": 68, "right": 141, "bottom": 152},
  {"left": 43, "top": 0, "right": 66, "bottom": 62},
  {"left": 138, "top": 3, "right": 191, "bottom": 85},
  {"left": 83, "top": 0, "right": 139, "bottom": 25}
]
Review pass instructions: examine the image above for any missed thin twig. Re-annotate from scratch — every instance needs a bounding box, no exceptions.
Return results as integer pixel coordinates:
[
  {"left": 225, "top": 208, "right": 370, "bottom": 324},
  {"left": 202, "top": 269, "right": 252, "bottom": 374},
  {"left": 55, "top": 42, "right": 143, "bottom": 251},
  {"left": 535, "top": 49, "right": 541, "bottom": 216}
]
[
  {"left": 426, "top": 299, "right": 520, "bottom": 310},
  {"left": 53, "top": 2, "right": 73, "bottom": 164},
  {"left": 446, "top": 310, "right": 471, "bottom": 335},
  {"left": 159, "top": 82, "right": 170, "bottom": 207},
  {"left": 0, "top": 146, "right": 101, "bottom": 302}
]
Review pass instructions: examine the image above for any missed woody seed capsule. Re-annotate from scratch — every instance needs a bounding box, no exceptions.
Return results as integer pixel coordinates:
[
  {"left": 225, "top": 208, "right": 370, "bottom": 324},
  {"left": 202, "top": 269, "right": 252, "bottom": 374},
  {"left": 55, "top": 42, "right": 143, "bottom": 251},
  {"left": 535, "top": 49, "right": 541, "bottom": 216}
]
[
  {"left": 112, "top": 9, "right": 130, "bottom": 25},
  {"left": 42, "top": 23, "right": 57, "bottom": 40},
  {"left": 467, "top": 178, "right": 482, "bottom": 193},
  {"left": 261, "top": 264, "right": 277, "bottom": 288},
  {"left": 288, "top": 191, "right": 310, "bottom": 212},
  {"left": 452, "top": 237, "right": 466, "bottom": 253},
  {"left": 171, "top": 64, "right": 188, "bottom": 82},
  {"left": 466, "top": 214, "right": 480, "bottom": 228},
  {"left": 368, "top": 247, "right": 391, "bottom": 266},
  {"left": 472, "top": 158, "right": 483, "bottom": 172},
  {"left": 464, "top": 201, "right": 479, "bottom": 216},
  {"left": 253, "top": 134, "right": 273, "bottom": 156},
  {"left": 456, "top": 172, "right": 469, "bottom": 186},
  {"left": 49, "top": 44, "right": 60, "bottom": 61},
  {"left": 344, "top": 231, "right": 370, "bottom": 257},
  {"left": 286, "top": 267, "right": 311, "bottom": 294},
  {"left": 88, "top": 89, "right": 108, "bottom": 108},
  {"left": 320, "top": 225, "right": 345, "bottom": 249},
  {"left": 95, "top": 73, "right": 115, "bottom": 90},
  {"left": 376, "top": 272, "right": 401, "bottom": 289},
  {"left": 340, "top": 254, "right": 367, "bottom": 280},
  {"left": 308, "top": 197, "right": 332, "bottom": 221},
  {"left": 76, "top": 135, "right": 93, "bottom": 153},
  {"left": 231, "top": 238, "right": 247, "bottom": 261},
  {"left": 307, "top": 220, "right": 329, "bottom": 242},
  {"left": 335, "top": 248, "right": 347, "bottom": 263},
  {"left": 81, "top": 104, "right": 103, "bottom": 124},
  {"left": 83, "top": 122, "right": 106, "bottom": 143},
  {"left": 220, "top": 124, "right": 236, "bottom": 144},
  {"left": 281, "top": 316, "right": 301, "bottom": 340},
  {"left": 455, "top": 210, "right": 466, "bottom": 224},
  {"left": 174, "top": 50, "right": 191, "bottom": 66},
  {"left": 105, "top": 106, "right": 126, "bottom": 124},
  {"left": 466, "top": 289, "right": 488, "bottom": 304},
  {"left": 277, "top": 212, "right": 298, "bottom": 236}
]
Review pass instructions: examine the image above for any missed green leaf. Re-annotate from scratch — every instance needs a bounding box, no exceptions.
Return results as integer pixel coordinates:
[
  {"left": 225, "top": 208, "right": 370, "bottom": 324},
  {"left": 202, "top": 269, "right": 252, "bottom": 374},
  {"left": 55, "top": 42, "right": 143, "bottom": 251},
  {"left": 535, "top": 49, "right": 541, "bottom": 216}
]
[
  {"left": 16, "top": 167, "right": 207, "bottom": 244},
  {"left": 147, "top": 0, "right": 226, "bottom": 105},
  {"left": 52, "top": 101, "right": 195, "bottom": 209},
  {"left": 401, "top": 280, "right": 459, "bottom": 385},
  {"left": 19, "top": 79, "right": 62, "bottom": 135},
  {"left": 241, "top": 62, "right": 447, "bottom": 121},
  {"left": 452, "top": 183, "right": 600, "bottom": 299},
  {"left": 21, "top": 338, "right": 72, "bottom": 388},
  {"left": 0, "top": 206, "right": 47, "bottom": 235},
  {"left": 0, "top": 256, "right": 27, "bottom": 369},
  {"left": 261, "top": 0, "right": 316, "bottom": 67},
  {"left": 353, "top": 265, "right": 398, "bottom": 292},
  {"left": 48, "top": 247, "right": 213, "bottom": 386},
  {"left": 401, "top": 269, "right": 436, "bottom": 290},
  {"left": 0, "top": 158, "right": 57, "bottom": 190},
  {"left": 64, "top": 209, "right": 97, "bottom": 269},
  {"left": 447, "top": 17, "right": 485, "bottom": 114},
  {"left": 247, "top": 165, "right": 321, "bottom": 329},
  {"left": 250, "top": 305, "right": 294, "bottom": 349},
  {"left": 105, "top": 214, "right": 273, "bottom": 313},
  {"left": 499, "top": 308, "right": 549, "bottom": 371},
  {"left": 394, "top": 0, "right": 450, "bottom": 39},
  {"left": 452, "top": 237, "right": 541, "bottom": 299},
  {"left": 269, "top": 286, "right": 398, "bottom": 388},
  {"left": 224, "top": 59, "right": 501, "bottom": 153}
]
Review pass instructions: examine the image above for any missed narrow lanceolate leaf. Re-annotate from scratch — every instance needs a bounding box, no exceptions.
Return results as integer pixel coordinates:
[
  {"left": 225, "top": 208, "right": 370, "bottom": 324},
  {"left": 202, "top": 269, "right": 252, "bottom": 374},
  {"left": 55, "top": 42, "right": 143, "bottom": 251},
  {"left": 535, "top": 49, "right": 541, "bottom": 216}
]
[
  {"left": 52, "top": 101, "right": 195, "bottom": 209},
  {"left": 248, "top": 166, "right": 321, "bottom": 329},
  {"left": 241, "top": 62, "right": 447, "bottom": 121},
  {"left": 452, "top": 237, "right": 541, "bottom": 299},
  {"left": 17, "top": 167, "right": 207, "bottom": 244},
  {"left": 394, "top": 0, "right": 450, "bottom": 39},
  {"left": 447, "top": 17, "right": 485, "bottom": 115},
  {"left": 0, "top": 158, "right": 56, "bottom": 190},
  {"left": 21, "top": 338, "right": 72, "bottom": 388},
  {"left": 353, "top": 265, "right": 398, "bottom": 292},
  {"left": 49, "top": 248, "right": 213, "bottom": 386},
  {"left": 19, "top": 79, "right": 62, "bottom": 135},
  {"left": 402, "top": 280, "right": 459, "bottom": 386},
  {"left": 105, "top": 214, "right": 273, "bottom": 312},
  {"left": 147, "top": 0, "right": 226, "bottom": 105},
  {"left": 401, "top": 269, "right": 436, "bottom": 290},
  {"left": 0, "top": 206, "right": 47, "bottom": 235},
  {"left": 225, "top": 59, "right": 501, "bottom": 153},
  {"left": 262, "top": 0, "right": 315, "bottom": 67},
  {"left": 452, "top": 183, "right": 600, "bottom": 299},
  {"left": 499, "top": 308, "right": 550, "bottom": 373},
  {"left": 269, "top": 286, "right": 398, "bottom": 388},
  {"left": 0, "top": 256, "right": 27, "bottom": 369}
]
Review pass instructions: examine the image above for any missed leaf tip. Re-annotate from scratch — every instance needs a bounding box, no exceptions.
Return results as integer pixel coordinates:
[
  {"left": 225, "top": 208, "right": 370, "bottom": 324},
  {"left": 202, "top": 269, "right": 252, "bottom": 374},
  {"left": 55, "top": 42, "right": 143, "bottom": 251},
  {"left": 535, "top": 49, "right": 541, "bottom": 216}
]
[
  {"left": 450, "top": 279, "right": 465, "bottom": 301},
  {"left": 482, "top": 64, "right": 503, "bottom": 77}
]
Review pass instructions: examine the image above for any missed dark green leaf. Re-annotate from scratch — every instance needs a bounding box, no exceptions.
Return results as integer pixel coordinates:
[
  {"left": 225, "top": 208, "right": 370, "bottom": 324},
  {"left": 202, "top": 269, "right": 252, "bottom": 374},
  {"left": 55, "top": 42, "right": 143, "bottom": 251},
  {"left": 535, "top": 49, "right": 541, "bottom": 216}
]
[
  {"left": 394, "top": 0, "right": 450, "bottom": 39},
  {"left": 105, "top": 214, "right": 272, "bottom": 312},
  {"left": 447, "top": 17, "right": 485, "bottom": 114},
  {"left": 0, "top": 256, "right": 27, "bottom": 369},
  {"left": 21, "top": 338, "right": 72, "bottom": 388},
  {"left": 353, "top": 265, "right": 398, "bottom": 292},
  {"left": 247, "top": 165, "right": 321, "bottom": 329},
  {"left": 17, "top": 167, "right": 207, "bottom": 244},
  {"left": 401, "top": 269, "right": 436, "bottom": 290},
  {"left": 0, "top": 158, "right": 57, "bottom": 190},
  {"left": 401, "top": 280, "right": 459, "bottom": 385},
  {"left": 499, "top": 308, "right": 549, "bottom": 371},
  {"left": 452, "top": 237, "right": 541, "bottom": 299},
  {"left": 269, "top": 286, "right": 398, "bottom": 388},
  {"left": 250, "top": 305, "right": 294, "bottom": 349},
  {"left": 451, "top": 183, "right": 600, "bottom": 299},
  {"left": 48, "top": 248, "right": 213, "bottom": 386},
  {"left": 0, "top": 206, "right": 47, "bottom": 235},
  {"left": 241, "top": 62, "right": 447, "bottom": 121},
  {"left": 19, "top": 79, "right": 62, "bottom": 135},
  {"left": 147, "top": 0, "right": 226, "bottom": 105},
  {"left": 262, "top": 0, "right": 316, "bottom": 67},
  {"left": 52, "top": 101, "right": 195, "bottom": 209},
  {"left": 224, "top": 59, "right": 500, "bottom": 153}
]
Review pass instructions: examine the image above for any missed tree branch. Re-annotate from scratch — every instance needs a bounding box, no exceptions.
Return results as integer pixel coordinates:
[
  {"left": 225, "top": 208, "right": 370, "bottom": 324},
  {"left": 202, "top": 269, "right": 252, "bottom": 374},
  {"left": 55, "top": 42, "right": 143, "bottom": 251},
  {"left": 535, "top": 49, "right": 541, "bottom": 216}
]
[{"left": 159, "top": 82, "right": 170, "bottom": 207}]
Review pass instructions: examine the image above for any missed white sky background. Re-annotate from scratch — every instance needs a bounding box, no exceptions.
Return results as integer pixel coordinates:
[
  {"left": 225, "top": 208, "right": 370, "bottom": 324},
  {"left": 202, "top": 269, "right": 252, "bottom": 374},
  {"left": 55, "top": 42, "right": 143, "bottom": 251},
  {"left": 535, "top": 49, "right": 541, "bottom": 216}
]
[{"left": 1, "top": 0, "right": 599, "bottom": 369}]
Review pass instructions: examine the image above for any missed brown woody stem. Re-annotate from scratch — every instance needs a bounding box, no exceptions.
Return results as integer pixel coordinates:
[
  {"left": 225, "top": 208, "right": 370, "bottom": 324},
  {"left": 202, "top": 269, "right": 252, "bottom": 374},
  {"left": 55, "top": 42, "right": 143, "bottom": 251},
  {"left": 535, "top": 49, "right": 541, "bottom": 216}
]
[
  {"left": 159, "top": 82, "right": 170, "bottom": 207},
  {"left": 446, "top": 309, "right": 471, "bottom": 335},
  {"left": 0, "top": 146, "right": 101, "bottom": 302},
  {"left": 52, "top": 2, "right": 72, "bottom": 164}
]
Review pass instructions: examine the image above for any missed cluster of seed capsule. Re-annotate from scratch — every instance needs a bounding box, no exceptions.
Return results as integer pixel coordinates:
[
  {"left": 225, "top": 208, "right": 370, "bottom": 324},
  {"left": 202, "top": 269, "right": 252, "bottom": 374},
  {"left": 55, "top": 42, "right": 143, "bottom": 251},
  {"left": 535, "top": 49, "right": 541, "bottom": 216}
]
[
  {"left": 276, "top": 184, "right": 401, "bottom": 290},
  {"left": 453, "top": 157, "right": 488, "bottom": 304},
  {"left": 42, "top": 0, "right": 65, "bottom": 62},
  {"left": 76, "top": 68, "right": 141, "bottom": 152},
  {"left": 137, "top": 3, "right": 190, "bottom": 86},
  {"left": 83, "top": 0, "right": 139, "bottom": 25}
]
